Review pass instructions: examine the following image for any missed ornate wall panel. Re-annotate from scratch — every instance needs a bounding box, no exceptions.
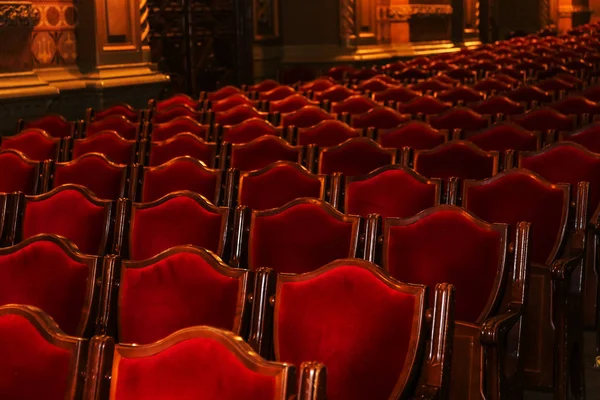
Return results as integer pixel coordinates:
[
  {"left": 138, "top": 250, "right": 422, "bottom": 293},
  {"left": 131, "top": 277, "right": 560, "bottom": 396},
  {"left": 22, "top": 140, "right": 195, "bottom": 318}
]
[{"left": 30, "top": 0, "right": 77, "bottom": 67}]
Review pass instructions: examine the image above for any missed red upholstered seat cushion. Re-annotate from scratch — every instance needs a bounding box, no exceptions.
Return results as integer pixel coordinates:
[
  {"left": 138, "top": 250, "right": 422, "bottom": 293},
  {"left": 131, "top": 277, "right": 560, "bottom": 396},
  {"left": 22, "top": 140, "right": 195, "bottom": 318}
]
[
  {"left": 130, "top": 196, "right": 225, "bottom": 261},
  {"left": 142, "top": 159, "right": 219, "bottom": 203},
  {"left": 53, "top": 156, "right": 126, "bottom": 200},
  {"left": 0, "top": 241, "right": 89, "bottom": 335},
  {"left": 346, "top": 168, "right": 438, "bottom": 217},
  {"left": 384, "top": 209, "right": 503, "bottom": 323},
  {"left": 297, "top": 120, "right": 361, "bottom": 147},
  {"left": 24, "top": 115, "right": 72, "bottom": 138},
  {"left": 464, "top": 171, "right": 567, "bottom": 265},
  {"left": 114, "top": 337, "right": 276, "bottom": 399},
  {"left": 149, "top": 134, "right": 215, "bottom": 167},
  {"left": 0, "top": 151, "right": 38, "bottom": 194},
  {"left": 0, "top": 314, "right": 72, "bottom": 400},
  {"left": 230, "top": 137, "right": 302, "bottom": 171},
  {"left": 1, "top": 130, "right": 59, "bottom": 161},
  {"left": 222, "top": 118, "right": 279, "bottom": 144},
  {"left": 275, "top": 265, "right": 418, "bottom": 400},
  {"left": 319, "top": 138, "right": 394, "bottom": 177},
  {"left": 249, "top": 202, "right": 357, "bottom": 273},
  {"left": 240, "top": 163, "right": 323, "bottom": 210},
  {"left": 22, "top": 189, "right": 107, "bottom": 255},
  {"left": 466, "top": 124, "right": 539, "bottom": 152},
  {"left": 119, "top": 252, "right": 242, "bottom": 344},
  {"left": 415, "top": 142, "right": 497, "bottom": 180},
  {"left": 72, "top": 131, "right": 136, "bottom": 164},
  {"left": 150, "top": 117, "right": 209, "bottom": 142},
  {"left": 378, "top": 122, "right": 446, "bottom": 150}
]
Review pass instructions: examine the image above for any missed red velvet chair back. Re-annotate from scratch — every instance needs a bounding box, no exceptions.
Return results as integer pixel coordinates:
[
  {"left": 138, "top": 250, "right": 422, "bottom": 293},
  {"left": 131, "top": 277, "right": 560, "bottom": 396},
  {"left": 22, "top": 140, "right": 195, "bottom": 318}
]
[
  {"left": 300, "top": 78, "right": 335, "bottom": 92},
  {"left": 396, "top": 95, "right": 452, "bottom": 116},
  {"left": 582, "top": 85, "right": 600, "bottom": 102},
  {"left": 52, "top": 153, "right": 128, "bottom": 200},
  {"left": 18, "top": 184, "right": 113, "bottom": 256},
  {"left": 154, "top": 94, "right": 199, "bottom": 111},
  {"left": 0, "top": 305, "right": 86, "bottom": 400},
  {"left": 550, "top": 96, "right": 600, "bottom": 117},
  {"left": 473, "top": 78, "right": 511, "bottom": 93},
  {"left": 92, "top": 104, "right": 140, "bottom": 123},
  {"left": 331, "top": 95, "right": 379, "bottom": 115},
  {"left": 269, "top": 94, "right": 319, "bottom": 114},
  {"left": 0, "top": 150, "right": 41, "bottom": 195},
  {"left": 238, "top": 161, "right": 326, "bottom": 211},
  {"left": 437, "top": 86, "right": 485, "bottom": 104},
  {"left": 149, "top": 116, "right": 210, "bottom": 142},
  {"left": 414, "top": 141, "right": 499, "bottom": 180},
  {"left": 118, "top": 246, "right": 250, "bottom": 344},
  {"left": 318, "top": 137, "right": 397, "bottom": 177},
  {"left": 151, "top": 105, "right": 202, "bottom": 124},
  {"left": 72, "top": 131, "right": 136, "bottom": 164},
  {"left": 250, "top": 79, "right": 280, "bottom": 92},
  {"left": 536, "top": 77, "right": 575, "bottom": 93},
  {"left": 148, "top": 133, "right": 218, "bottom": 167},
  {"left": 382, "top": 206, "right": 507, "bottom": 323},
  {"left": 206, "top": 86, "right": 243, "bottom": 101},
  {"left": 463, "top": 169, "right": 569, "bottom": 265},
  {"left": 511, "top": 108, "right": 575, "bottom": 132},
  {"left": 377, "top": 122, "right": 448, "bottom": 150},
  {"left": 313, "top": 85, "right": 359, "bottom": 102},
  {"left": 559, "top": 122, "right": 600, "bottom": 152},
  {"left": 373, "top": 86, "right": 420, "bottom": 103},
  {"left": 86, "top": 115, "right": 139, "bottom": 141},
  {"left": 127, "top": 191, "right": 229, "bottom": 261},
  {"left": 1, "top": 129, "right": 61, "bottom": 161},
  {"left": 350, "top": 68, "right": 379, "bottom": 81},
  {"left": 491, "top": 72, "right": 520, "bottom": 86},
  {"left": 506, "top": 85, "right": 552, "bottom": 104},
  {"left": 469, "top": 96, "right": 526, "bottom": 116},
  {"left": 296, "top": 120, "right": 361, "bottom": 147},
  {"left": 356, "top": 78, "right": 393, "bottom": 93},
  {"left": 393, "top": 67, "right": 430, "bottom": 81},
  {"left": 140, "top": 156, "right": 222, "bottom": 204},
  {"left": 282, "top": 106, "right": 335, "bottom": 128},
  {"left": 428, "top": 109, "right": 490, "bottom": 131},
  {"left": 273, "top": 260, "right": 426, "bottom": 400},
  {"left": 247, "top": 199, "right": 360, "bottom": 273},
  {"left": 0, "top": 235, "right": 101, "bottom": 336},
  {"left": 211, "top": 94, "right": 255, "bottom": 112},
  {"left": 229, "top": 136, "right": 303, "bottom": 171},
  {"left": 259, "top": 86, "right": 297, "bottom": 101},
  {"left": 462, "top": 123, "right": 541, "bottom": 152},
  {"left": 410, "top": 79, "right": 453, "bottom": 93},
  {"left": 343, "top": 165, "right": 441, "bottom": 217},
  {"left": 444, "top": 68, "right": 477, "bottom": 82},
  {"left": 222, "top": 118, "right": 281, "bottom": 144},
  {"left": 351, "top": 107, "right": 409, "bottom": 129},
  {"left": 22, "top": 115, "right": 73, "bottom": 138},
  {"left": 215, "top": 105, "right": 267, "bottom": 126}
]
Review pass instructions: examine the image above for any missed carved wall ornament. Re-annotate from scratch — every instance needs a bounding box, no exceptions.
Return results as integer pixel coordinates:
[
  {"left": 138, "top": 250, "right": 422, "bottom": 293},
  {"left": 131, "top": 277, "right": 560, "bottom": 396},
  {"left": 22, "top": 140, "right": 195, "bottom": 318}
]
[
  {"left": 0, "top": 3, "right": 40, "bottom": 30},
  {"left": 381, "top": 4, "right": 453, "bottom": 22}
]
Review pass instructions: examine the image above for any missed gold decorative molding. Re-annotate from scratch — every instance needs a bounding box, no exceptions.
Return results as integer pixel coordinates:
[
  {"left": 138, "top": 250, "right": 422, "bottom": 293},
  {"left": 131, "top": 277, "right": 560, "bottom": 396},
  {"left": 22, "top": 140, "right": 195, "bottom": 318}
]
[
  {"left": 0, "top": 2, "right": 40, "bottom": 31},
  {"left": 558, "top": 5, "right": 591, "bottom": 17},
  {"left": 381, "top": 4, "right": 453, "bottom": 22},
  {"left": 340, "top": 0, "right": 358, "bottom": 46}
]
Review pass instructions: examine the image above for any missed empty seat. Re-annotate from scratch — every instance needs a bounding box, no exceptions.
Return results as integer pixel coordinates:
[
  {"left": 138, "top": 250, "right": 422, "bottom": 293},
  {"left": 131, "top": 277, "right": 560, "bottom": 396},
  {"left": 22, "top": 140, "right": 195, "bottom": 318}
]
[
  {"left": 258, "top": 85, "right": 297, "bottom": 101},
  {"left": 315, "top": 137, "right": 397, "bottom": 177},
  {"left": 214, "top": 105, "right": 269, "bottom": 126},
  {"left": 210, "top": 94, "right": 258, "bottom": 112},
  {"left": 0, "top": 150, "right": 42, "bottom": 195},
  {"left": 428, "top": 109, "right": 490, "bottom": 132},
  {"left": 331, "top": 95, "right": 379, "bottom": 115},
  {"left": 71, "top": 130, "right": 137, "bottom": 164},
  {"left": 373, "top": 86, "right": 420, "bottom": 104},
  {"left": 86, "top": 104, "right": 141, "bottom": 123},
  {"left": 1, "top": 129, "right": 61, "bottom": 161},
  {"left": 396, "top": 95, "right": 452, "bottom": 116},
  {"left": 282, "top": 106, "right": 335, "bottom": 128},
  {"left": 294, "top": 120, "right": 361, "bottom": 146},
  {"left": 376, "top": 121, "right": 448, "bottom": 150},
  {"left": 85, "top": 115, "right": 140, "bottom": 141},
  {"left": 351, "top": 107, "right": 410, "bottom": 129},
  {"left": 221, "top": 118, "right": 283, "bottom": 144},
  {"left": 224, "top": 136, "right": 304, "bottom": 171},
  {"left": 150, "top": 105, "right": 203, "bottom": 124},
  {"left": 559, "top": 122, "right": 600, "bottom": 152},
  {"left": 313, "top": 85, "right": 360, "bottom": 102},
  {"left": 269, "top": 94, "right": 319, "bottom": 113},
  {"left": 18, "top": 115, "right": 75, "bottom": 138},
  {"left": 147, "top": 116, "right": 211, "bottom": 142},
  {"left": 145, "top": 133, "right": 218, "bottom": 167},
  {"left": 460, "top": 123, "right": 541, "bottom": 153},
  {"left": 151, "top": 93, "right": 201, "bottom": 111},
  {"left": 469, "top": 96, "right": 526, "bottom": 116}
]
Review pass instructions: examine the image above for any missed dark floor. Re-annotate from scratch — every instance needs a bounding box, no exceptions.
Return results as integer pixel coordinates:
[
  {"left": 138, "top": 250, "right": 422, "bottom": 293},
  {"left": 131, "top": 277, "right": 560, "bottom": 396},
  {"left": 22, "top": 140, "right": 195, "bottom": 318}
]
[{"left": 525, "top": 332, "right": 600, "bottom": 399}]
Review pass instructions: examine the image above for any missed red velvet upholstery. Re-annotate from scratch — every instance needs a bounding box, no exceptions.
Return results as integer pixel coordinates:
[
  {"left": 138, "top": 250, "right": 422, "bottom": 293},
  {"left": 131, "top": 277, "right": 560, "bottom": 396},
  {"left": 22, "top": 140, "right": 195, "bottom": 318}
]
[
  {"left": 142, "top": 157, "right": 220, "bottom": 203},
  {"left": 437, "top": 87, "right": 485, "bottom": 103},
  {"left": 492, "top": 73, "right": 520, "bottom": 85},
  {"left": 155, "top": 94, "right": 199, "bottom": 111},
  {"left": 0, "top": 240, "right": 90, "bottom": 335},
  {"left": 130, "top": 193, "right": 226, "bottom": 260},
  {"left": 211, "top": 94, "right": 254, "bottom": 112},
  {"left": 22, "top": 187, "right": 109, "bottom": 255},
  {"left": 473, "top": 78, "right": 512, "bottom": 93},
  {"left": 0, "top": 150, "right": 39, "bottom": 194},
  {"left": 465, "top": 124, "right": 540, "bottom": 152},
  {"left": 511, "top": 108, "right": 575, "bottom": 132},
  {"left": 249, "top": 200, "right": 358, "bottom": 273},
  {"left": 86, "top": 116, "right": 139, "bottom": 140},
  {"left": 370, "top": 74, "right": 399, "bottom": 85},
  {"left": 332, "top": 95, "right": 379, "bottom": 115},
  {"left": 300, "top": 78, "right": 334, "bottom": 92},
  {"left": 23, "top": 115, "right": 72, "bottom": 138},
  {"left": 0, "top": 314, "right": 73, "bottom": 400},
  {"left": 53, "top": 154, "right": 127, "bottom": 200},
  {"left": 428, "top": 109, "right": 489, "bottom": 131},
  {"left": 560, "top": 123, "right": 600, "bottom": 152},
  {"left": 415, "top": 141, "right": 498, "bottom": 180},
  {"left": 269, "top": 95, "right": 318, "bottom": 113},
  {"left": 259, "top": 86, "right": 297, "bottom": 101},
  {"left": 72, "top": 131, "right": 136, "bottom": 164},
  {"left": 94, "top": 105, "right": 139, "bottom": 122},
  {"left": 393, "top": 67, "right": 430, "bottom": 81},
  {"left": 396, "top": 96, "right": 452, "bottom": 116},
  {"left": 464, "top": 170, "right": 568, "bottom": 265},
  {"left": 434, "top": 75, "right": 459, "bottom": 85},
  {"left": 250, "top": 79, "right": 280, "bottom": 92},
  {"left": 150, "top": 117, "right": 209, "bottom": 142},
  {"left": 274, "top": 263, "right": 421, "bottom": 400},
  {"left": 582, "top": 85, "right": 600, "bottom": 102},
  {"left": 297, "top": 120, "right": 361, "bottom": 146},
  {"left": 537, "top": 78, "right": 574, "bottom": 92},
  {"left": 1, "top": 129, "right": 60, "bottom": 161},
  {"left": 207, "top": 86, "right": 243, "bottom": 101},
  {"left": 351, "top": 68, "right": 379, "bottom": 81},
  {"left": 383, "top": 207, "right": 504, "bottom": 323},
  {"left": 520, "top": 143, "right": 600, "bottom": 216},
  {"left": 230, "top": 136, "right": 302, "bottom": 172},
  {"left": 373, "top": 87, "right": 420, "bottom": 103},
  {"left": 506, "top": 86, "right": 552, "bottom": 104},
  {"left": 119, "top": 251, "right": 243, "bottom": 344},
  {"left": 149, "top": 133, "right": 216, "bottom": 167},
  {"left": 444, "top": 68, "right": 477, "bottom": 81},
  {"left": 378, "top": 122, "right": 446, "bottom": 150},
  {"left": 411, "top": 79, "right": 453, "bottom": 93},
  {"left": 469, "top": 96, "right": 526, "bottom": 116},
  {"left": 215, "top": 105, "right": 266, "bottom": 126},
  {"left": 152, "top": 105, "right": 202, "bottom": 124},
  {"left": 239, "top": 162, "right": 324, "bottom": 210},
  {"left": 345, "top": 166, "right": 439, "bottom": 217},
  {"left": 356, "top": 78, "right": 392, "bottom": 93},
  {"left": 314, "top": 85, "right": 359, "bottom": 103},
  {"left": 222, "top": 118, "right": 279, "bottom": 144},
  {"left": 282, "top": 106, "right": 335, "bottom": 128},
  {"left": 114, "top": 336, "right": 277, "bottom": 399},
  {"left": 319, "top": 138, "right": 395, "bottom": 177},
  {"left": 551, "top": 96, "right": 600, "bottom": 116},
  {"left": 352, "top": 107, "right": 409, "bottom": 129}
]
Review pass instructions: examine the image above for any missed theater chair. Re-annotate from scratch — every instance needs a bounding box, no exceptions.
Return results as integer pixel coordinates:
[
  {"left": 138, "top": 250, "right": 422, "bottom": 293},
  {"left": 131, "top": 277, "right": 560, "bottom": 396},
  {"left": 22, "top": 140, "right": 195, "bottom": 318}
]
[
  {"left": 220, "top": 136, "right": 305, "bottom": 172},
  {"left": 68, "top": 131, "right": 138, "bottom": 165},
  {"left": 331, "top": 165, "right": 443, "bottom": 217},
  {"left": 45, "top": 153, "right": 129, "bottom": 201},
  {"left": 226, "top": 161, "right": 327, "bottom": 210},
  {"left": 144, "top": 116, "right": 212, "bottom": 142},
  {"left": 291, "top": 120, "right": 362, "bottom": 147},
  {"left": 373, "top": 86, "right": 420, "bottom": 105},
  {"left": 268, "top": 94, "right": 319, "bottom": 114},
  {"left": 374, "top": 121, "right": 449, "bottom": 151},
  {"left": 1, "top": 129, "right": 62, "bottom": 161},
  {"left": 97, "top": 246, "right": 253, "bottom": 344},
  {"left": 355, "top": 77, "right": 394, "bottom": 93},
  {"left": 310, "top": 137, "right": 397, "bottom": 177},
  {"left": 550, "top": 96, "right": 600, "bottom": 127},
  {"left": 17, "top": 114, "right": 76, "bottom": 139},
  {"left": 281, "top": 106, "right": 335, "bottom": 129},
  {"left": 250, "top": 259, "right": 455, "bottom": 400},
  {"left": 221, "top": 118, "right": 284, "bottom": 144},
  {"left": 463, "top": 169, "right": 588, "bottom": 400},
  {"left": 559, "top": 122, "right": 600, "bottom": 153},
  {"left": 351, "top": 107, "right": 410, "bottom": 130},
  {"left": 0, "top": 150, "right": 43, "bottom": 195},
  {"left": 131, "top": 156, "right": 225, "bottom": 204},
  {"left": 374, "top": 206, "right": 530, "bottom": 400},
  {"left": 149, "top": 105, "right": 204, "bottom": 124},
  {"left": 427, "top": 108, "right": 491, "bottom": 132},
  {"left": 142, "top": 133, "right": 219, "bottom": 168},
  {"left": 249, "top": 79, "right": 281, "bottom": 93},
  {"left": 209, "top": 94, "right": 261, "bottom": 112},
  {"left": 84, "top": 115, "right": 141, "bottom": 141},
  {"left": 469, "top": 96, "right": 526, "bottom": 119},
  {"left": 0, "top": 304, "right": 88, "bottom": 400},
  {"left": 396, "top": 96, "right": 452, "bottom": 117},
  {"left": 331, "top": 95, "right": 379, "bottom": 116},
  {"left": 200, "top": 85, "right": 244, "bottom": 102},
  {"left": 4, "top": 184, "right": 114, "bottom": 256},
  {"left": 113, "top": 191, "right": 231, "bottom": 262},
  {"left": 149, "top": 93, "right": 201, "bottom": 111},
  {"left": 510, "top": 108, "right": 576, "bottom": 143},
  {"left": 212, "top": 104, "right": 273, "bottom": 126},
  {"left": 505, "top": 85, "right": 553, "bottom": 108},
  {"left": 259, "top": 85, "right": 297, "bottom": 102},
  {"left": 231, "top": 198, "right": 363, "bottom": 273},
  {"left": 437, "top": 86, "right": 485, "bottom": 105},
  {"left": 313, "top": 85, "right": 359, "bottom": 103},
  {"left": 86, "top": 104, "right": 142, "bottom": 124},
  {"left": 85, "top": 327, "right": 324, "bottom": 400}
]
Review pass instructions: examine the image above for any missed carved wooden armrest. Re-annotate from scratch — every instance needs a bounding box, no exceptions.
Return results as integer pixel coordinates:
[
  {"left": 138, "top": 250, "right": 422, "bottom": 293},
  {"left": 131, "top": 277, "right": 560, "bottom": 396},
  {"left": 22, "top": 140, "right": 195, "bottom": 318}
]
[
  {"left": 550, "top": 231, "right": 585, "bottom": 281},
  {"left": 413, "top": 384, "right": 440, "bottom": 400},
  {"left": 480, "top": 306, "right": 522, "bottom": 346}
]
